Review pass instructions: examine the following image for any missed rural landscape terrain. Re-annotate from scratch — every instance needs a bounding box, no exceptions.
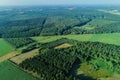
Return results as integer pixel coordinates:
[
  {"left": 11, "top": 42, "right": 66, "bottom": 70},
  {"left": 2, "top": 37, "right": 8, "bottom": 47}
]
[{"left": 0, "top": 6, "right": 120, "bottom": 80}]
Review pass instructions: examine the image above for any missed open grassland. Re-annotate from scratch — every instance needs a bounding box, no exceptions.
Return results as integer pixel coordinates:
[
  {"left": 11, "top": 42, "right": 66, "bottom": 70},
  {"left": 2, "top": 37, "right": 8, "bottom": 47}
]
[
  {"left": 75, "top": 19, "right": 116, "bottom": 30},
  {"left": 32, "top": 33, "right": 120, "bottom": 46},
  {"left": 77, "top": 63, "right": 112, "bottom": 79},
  {"left": 10, "top": 49, "right": 39, "bottom": 64},
  {"left": 77, "top": 63, "right": 120, "bottom": 80},
  {"left": 0, "top": 39, "right": 14, "bottom": 57},
  {"left": 32, "top": 36, "right": 62, "bottom": 43},
  {"left": 100, "top": 74, "right": 120, "bottom": 80},
  {"left": 0, "top": 60, "right": 37, "bottom": 80}
]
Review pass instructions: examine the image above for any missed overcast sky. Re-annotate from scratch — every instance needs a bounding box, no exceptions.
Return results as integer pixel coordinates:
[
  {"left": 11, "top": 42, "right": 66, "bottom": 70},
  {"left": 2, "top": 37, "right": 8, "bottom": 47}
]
[{"left": 0, "top": 0, "right": 120, "bottom": 6}]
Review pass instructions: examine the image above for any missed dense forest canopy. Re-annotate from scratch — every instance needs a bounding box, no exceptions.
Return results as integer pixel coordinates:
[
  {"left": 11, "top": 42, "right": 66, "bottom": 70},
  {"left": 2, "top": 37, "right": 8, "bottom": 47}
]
[
  {"left": 0, "top": 6, "right": 120, "bottom": 37},
  {"left": 20, "top": 38, "right": 120, "bottom": 80}
]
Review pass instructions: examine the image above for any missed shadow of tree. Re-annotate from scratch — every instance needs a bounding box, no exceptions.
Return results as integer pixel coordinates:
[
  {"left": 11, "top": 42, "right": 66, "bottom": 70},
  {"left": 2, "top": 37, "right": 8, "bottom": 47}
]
[{"left": 77, "top": 74, "right": 96, "bottom": 80}]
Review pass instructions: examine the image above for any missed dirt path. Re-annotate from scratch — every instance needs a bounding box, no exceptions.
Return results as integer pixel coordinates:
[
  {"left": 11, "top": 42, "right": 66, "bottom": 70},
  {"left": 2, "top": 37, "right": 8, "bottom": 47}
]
[{"left": 0, "top": 51, "right": 18, "bottom": 62}]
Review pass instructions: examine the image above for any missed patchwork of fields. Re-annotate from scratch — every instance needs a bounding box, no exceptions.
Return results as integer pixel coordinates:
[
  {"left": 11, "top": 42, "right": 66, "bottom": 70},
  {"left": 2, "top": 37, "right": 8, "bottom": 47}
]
[
  {"left": 0, "top": 6, "right": 120, "bottom": 80},
  {"left": 0, "top": 33, "right": 120, "bottom": 80}
]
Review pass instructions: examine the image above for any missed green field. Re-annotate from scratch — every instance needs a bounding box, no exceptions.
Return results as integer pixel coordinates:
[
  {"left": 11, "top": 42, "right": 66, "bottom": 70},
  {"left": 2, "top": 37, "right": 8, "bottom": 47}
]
[
  {"left": 75, "top": 19, "right": 116, "bottom": 30},
  {"left": 0, "top": 39, "right": 14, "bottom": 57},
  {"left": 0, "top": 60, "right": 37, "bottom": 80},
  {"left": 32, "top": 33, "right": 120, "bottom": 46}
]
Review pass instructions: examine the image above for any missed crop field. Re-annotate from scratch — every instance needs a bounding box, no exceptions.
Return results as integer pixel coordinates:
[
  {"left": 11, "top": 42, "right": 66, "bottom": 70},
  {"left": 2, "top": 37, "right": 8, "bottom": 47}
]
[
  {"left": 10, "top": 49, "right": 39, "bottom": 64},
  {"left": 0, "top": 51, "right": 18, "bottom": 62},
  {"left": 0, "top": 39, "right": 14, "bottom": 57},
  {"left": 0, "top": 60, "right": 37, "bottom": 80},
  {"left": 32, "top": 33, "right": 120, "bottom": 46}
]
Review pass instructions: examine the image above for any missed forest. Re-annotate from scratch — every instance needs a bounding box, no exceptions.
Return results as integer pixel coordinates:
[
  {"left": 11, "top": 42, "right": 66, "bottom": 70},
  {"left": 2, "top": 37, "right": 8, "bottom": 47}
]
[
  {"left": 20, "top": 38, "right": 120, "bottom": 80},
  {"left": 4, "top": 38, "right": 36, "bottom": 48},
  {"left": 0, "top": 6, "right": 120, "bottom": 37},
  {"left": 0, "top": 6, "right": 120, "bottom": 80}
]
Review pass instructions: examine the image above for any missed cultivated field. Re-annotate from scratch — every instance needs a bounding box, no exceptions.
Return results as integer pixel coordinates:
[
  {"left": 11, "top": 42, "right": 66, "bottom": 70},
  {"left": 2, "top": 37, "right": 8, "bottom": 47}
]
[
  {"left": 10, "top": 49, "right": 39, "bottom": 64},
  {"left": 0, "top": 51, "right": 18, "bottom": 62},
  {"left": 0, "top": 39, "right": 14, "bottom": 57},
  {"left": 0, "top": 60, "right": 37, "bottom": 80}
]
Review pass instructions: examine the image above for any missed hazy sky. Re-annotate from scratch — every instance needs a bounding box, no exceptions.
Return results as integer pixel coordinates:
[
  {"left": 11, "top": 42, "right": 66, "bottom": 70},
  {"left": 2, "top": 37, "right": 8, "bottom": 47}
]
[{"left": 0, "top": 0, "right": 120, "bottom": 6}]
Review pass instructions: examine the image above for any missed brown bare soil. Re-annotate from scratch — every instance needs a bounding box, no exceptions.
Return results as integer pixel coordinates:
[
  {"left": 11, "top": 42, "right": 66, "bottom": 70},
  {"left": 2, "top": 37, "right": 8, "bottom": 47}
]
[
  {"left": 0, "top": 51, "right": 18, "bottom": 62},
  {"left": 10, "top": 49, "right": 39, "bottom": 64},
  {"left": 55, "top": 43, "right": 72, "bottom": 49}
]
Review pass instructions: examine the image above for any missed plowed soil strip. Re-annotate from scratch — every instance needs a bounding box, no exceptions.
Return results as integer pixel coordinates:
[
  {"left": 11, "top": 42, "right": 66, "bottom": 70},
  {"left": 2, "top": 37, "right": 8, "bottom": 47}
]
[
  {"left": 10, "top": 49, "right": 39, "bottom": 64},
  {"left": 0, "top": 51, "right": 18, "bottom": 62}
]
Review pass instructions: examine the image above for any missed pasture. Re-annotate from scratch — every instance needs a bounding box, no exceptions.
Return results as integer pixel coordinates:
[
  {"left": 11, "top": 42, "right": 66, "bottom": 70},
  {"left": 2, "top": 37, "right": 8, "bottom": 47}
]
[
  {"left": 0, "top": 60, "right": 37, "bottom": 80},
  {"left": 0, "top": 39, "right": 14, "bottom": 57}
]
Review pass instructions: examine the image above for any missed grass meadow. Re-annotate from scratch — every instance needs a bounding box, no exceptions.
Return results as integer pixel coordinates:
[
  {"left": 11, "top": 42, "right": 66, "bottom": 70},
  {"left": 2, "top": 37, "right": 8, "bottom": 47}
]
[
  {"left": 0, "top": 60, "right": 37, "bottom": 80},
  {"left": 32, "top": 33, "right": 120, "bottom": 46},
  {"left": 0, "top": 39, "right": 14, "bottom": 57}
]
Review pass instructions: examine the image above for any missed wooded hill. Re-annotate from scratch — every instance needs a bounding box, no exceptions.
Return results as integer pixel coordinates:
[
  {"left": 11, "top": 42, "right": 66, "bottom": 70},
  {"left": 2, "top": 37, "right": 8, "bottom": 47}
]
[{"left": 1, "top": 7, "right": 120, "bottom": 37}]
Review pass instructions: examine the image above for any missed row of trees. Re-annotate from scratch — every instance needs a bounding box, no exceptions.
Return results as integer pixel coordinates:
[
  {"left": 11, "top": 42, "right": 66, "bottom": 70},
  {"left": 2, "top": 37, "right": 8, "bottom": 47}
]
[
  {"left": 21, "top": 38, "right": 75, "bottom": 53},
  {"left": 4, "top": 38, "right": 36, "bottom": 48}
]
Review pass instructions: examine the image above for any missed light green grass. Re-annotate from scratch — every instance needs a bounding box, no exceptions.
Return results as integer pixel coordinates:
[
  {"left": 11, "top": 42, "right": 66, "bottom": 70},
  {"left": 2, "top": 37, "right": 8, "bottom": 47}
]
[
  {"left": 0, "top": 39, "right": 14, "bottom": 57},
  {"left": 74, "top": 19, "right": 116, "bottom": 30},
  {"left": 77, "top": 63, "right": 112, "bottom": 79},
  {"left": 32, "top": 36, "right": 62, "bottom": 43},
  {"left": 0, "top": 60, "right": 37, "bottom": 80},
  {"left": 32, "top": 33, "right": 120, "bottom": 46}
]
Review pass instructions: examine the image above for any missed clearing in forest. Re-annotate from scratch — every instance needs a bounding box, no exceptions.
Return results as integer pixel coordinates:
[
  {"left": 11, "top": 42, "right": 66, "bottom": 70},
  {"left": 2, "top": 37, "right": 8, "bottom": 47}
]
[
  {"left": 55, "top": 43, "right": 72, "bottom": 49},
  {"left": 32, "top": 33, "right": 120, "bottom": 46}
]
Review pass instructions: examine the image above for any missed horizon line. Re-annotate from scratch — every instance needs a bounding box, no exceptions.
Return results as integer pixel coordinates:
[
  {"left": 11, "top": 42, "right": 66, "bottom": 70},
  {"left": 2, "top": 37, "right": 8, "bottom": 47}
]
[{"left": 0, "top": 4, "right": 120, "bottom": 7}]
